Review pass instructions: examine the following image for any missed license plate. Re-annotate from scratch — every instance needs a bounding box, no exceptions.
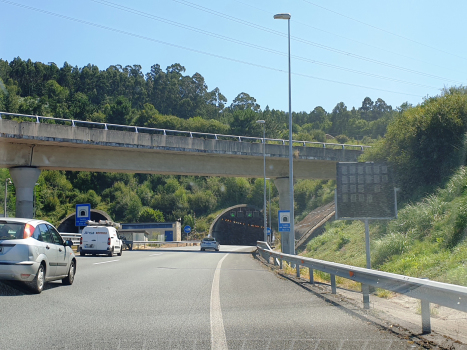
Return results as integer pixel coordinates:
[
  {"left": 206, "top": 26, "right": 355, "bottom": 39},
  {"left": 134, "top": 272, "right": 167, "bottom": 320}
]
[{"left": 85, "top": 244, "right": 93, "bottom": 248}]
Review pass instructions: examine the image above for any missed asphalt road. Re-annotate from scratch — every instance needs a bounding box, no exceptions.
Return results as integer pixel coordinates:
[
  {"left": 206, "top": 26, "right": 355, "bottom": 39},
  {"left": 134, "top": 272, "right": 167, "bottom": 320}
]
[{"left": 0, "top": 246, "right": 422, "bottom": 349}]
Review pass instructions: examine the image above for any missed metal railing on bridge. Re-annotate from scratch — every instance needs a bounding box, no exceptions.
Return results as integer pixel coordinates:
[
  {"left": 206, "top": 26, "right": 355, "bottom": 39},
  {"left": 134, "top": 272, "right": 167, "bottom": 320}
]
[
  {"left": 0, "top": 111, "right": 369, "bottom": 151},
  {"left": 256, "top": 241, "right": 467, "bottom": 335}
]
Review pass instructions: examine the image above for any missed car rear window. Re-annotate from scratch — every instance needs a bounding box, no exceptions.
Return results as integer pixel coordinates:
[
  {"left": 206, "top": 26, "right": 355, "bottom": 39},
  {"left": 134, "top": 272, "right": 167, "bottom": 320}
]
[
  {"left": 203, "top": 237, "right": 215, "bottom": 241},
  {"left": 0, "top": 222, "right": 26, "bottom": 240}
]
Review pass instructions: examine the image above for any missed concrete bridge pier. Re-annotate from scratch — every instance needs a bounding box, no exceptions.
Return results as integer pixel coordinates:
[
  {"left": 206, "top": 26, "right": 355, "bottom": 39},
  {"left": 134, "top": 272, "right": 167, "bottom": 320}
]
[
  {"left": 274, "top": 177, "right": 295, "bottom": 255},
  {"left": 9, "top": 167, "right": 41, "bottom": 219}
]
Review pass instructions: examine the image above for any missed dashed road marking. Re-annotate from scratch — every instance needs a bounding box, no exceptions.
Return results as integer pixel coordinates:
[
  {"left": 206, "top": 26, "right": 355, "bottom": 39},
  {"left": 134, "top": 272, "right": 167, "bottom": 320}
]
[{"left": 93, "top": 260, "right": 119, "bottom": 265}]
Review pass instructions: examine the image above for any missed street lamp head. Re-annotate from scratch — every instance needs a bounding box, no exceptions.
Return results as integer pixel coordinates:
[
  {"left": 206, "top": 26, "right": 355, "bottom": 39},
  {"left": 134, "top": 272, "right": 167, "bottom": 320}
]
[
  {"left": 256, "top": 120, "right": 265, "bottom": 124},
  {"left": 274, "top": 13, "right": 291, "bottom": 20}
]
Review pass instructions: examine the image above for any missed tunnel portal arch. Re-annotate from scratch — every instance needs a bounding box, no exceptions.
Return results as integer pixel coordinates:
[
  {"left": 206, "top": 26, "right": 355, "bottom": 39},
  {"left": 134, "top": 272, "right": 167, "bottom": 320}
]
[
  {"left": 57, "top": 209, "right": 112, "bottom": 233},
  {"left": 209, "top": 204, "right": 264, "bottom": 246}
]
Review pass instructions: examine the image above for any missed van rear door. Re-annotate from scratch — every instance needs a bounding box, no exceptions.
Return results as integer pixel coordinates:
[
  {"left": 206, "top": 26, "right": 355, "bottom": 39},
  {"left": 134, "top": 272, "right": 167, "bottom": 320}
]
[{"left": 95, "top": 228, "right": 110, "bottom": 251}]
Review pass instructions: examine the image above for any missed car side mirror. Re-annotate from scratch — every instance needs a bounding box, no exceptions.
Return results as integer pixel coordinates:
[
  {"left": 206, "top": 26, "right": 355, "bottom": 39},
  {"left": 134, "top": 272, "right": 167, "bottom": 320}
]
[{"left": 64, "top": 240, "right": 73, "bottom": 247}]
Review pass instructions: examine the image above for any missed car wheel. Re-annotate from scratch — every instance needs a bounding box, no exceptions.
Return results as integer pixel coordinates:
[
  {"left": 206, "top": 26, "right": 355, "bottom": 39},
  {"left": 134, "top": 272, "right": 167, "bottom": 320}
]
[
  {"left": 80, "top": 250, "right": 85, "bottom": 256},
  {"left": 201, "top": 248, "right": 205, "bottom": 251},
  {"left": 108, "top": 248, "right": 113, "bottom": 257},
  {"left": 29, "top": 264, "right": 45, "bottom": 294},
  {"left": 62, "top": 260, "right": 76, "bottom": 285},
  {"left": 117, "top": 247, "right": 122, "bottom": 256}
]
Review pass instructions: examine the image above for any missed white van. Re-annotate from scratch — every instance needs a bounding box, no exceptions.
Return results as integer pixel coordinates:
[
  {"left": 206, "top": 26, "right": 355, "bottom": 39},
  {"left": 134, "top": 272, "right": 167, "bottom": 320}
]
[{"left": 79, "top": 220, "right": 123, "bottom": 257}]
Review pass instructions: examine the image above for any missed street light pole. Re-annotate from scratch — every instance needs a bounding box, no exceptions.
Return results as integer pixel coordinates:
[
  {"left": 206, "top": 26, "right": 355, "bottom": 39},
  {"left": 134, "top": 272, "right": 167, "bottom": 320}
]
[
  {"left": 266, "top": 178, "right": 271, "bottom": 243},
  {"left": 4, "top": 178, "right": 11, "bottom": 218},
  {"left": 274, "top": 13, "right": 295, "bottom": 255},
  {"left": 256, "top": 119, "right": 267, "bottom": 242}
]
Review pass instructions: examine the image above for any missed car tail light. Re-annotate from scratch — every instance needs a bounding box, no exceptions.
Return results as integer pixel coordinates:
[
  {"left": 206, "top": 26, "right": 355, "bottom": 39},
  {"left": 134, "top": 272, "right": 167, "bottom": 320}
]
[
  {"left": 108, "top": 237, "right": 111, "bottom": 245},
  {"left": 23, "top": 224, "right": 34, "bottom": 239},
  {"left": 80, "top": 236, "right": 83, "bottom": 245}
]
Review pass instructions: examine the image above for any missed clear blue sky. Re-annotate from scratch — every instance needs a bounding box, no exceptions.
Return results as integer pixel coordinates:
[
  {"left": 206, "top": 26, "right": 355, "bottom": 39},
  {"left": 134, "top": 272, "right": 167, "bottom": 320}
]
[{"left": 1, "top": 0, "right": 465, "bottom": 114}]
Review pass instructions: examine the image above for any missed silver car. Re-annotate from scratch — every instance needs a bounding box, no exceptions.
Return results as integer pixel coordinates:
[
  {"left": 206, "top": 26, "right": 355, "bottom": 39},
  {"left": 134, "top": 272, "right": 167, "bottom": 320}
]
[
  {"left": 200, "top": 237, "right": 220, "bottom": 251},
  {"left": 0, "top": 218, "right": 76, "bottom": 293}
]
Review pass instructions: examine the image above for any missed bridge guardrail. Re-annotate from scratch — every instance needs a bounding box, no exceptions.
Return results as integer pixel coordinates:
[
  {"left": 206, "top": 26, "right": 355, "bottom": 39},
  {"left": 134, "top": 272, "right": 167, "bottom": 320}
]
[
  {"left": 256, "top": 241, "right": 467, "bottom": 334},
  {"left": 0, "top": 111, "right": 370, "bottom": 151}
]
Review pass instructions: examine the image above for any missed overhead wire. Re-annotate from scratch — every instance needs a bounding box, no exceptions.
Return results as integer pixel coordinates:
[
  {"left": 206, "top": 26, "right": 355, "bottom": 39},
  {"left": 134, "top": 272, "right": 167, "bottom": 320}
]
[
  {"left": 301, "top": 0, "right": 467, "bottom": 62},
  {"left": 0, "top": 0, "right": 429, "bottom": 98},
  {"left": 91, "top": 0, "right": 438, "bottom": 90},
  {"left": 172, "top": 0, "right": 463, "bottom": 85},
  {"left": 233, "top": 0, "right": 465, "bottom": 74}
]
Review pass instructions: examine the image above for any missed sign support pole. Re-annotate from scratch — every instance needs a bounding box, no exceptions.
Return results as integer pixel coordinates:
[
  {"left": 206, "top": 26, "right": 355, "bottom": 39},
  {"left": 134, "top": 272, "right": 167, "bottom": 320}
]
[{"left": 363, "top": 218, "right": 371, "bottom": 309}]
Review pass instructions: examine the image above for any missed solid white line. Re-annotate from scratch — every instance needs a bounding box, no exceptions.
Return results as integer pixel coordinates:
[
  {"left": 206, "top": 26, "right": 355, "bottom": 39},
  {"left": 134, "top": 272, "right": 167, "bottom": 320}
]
[
  {"left": 210, "top": 254, "right": 229, "bottom": 350},
  {"left": 148, "top": 253, "right": 163, "bottom": 257},
  {"left": 93, "top": 259, "right": 119, "bottom": 265}
]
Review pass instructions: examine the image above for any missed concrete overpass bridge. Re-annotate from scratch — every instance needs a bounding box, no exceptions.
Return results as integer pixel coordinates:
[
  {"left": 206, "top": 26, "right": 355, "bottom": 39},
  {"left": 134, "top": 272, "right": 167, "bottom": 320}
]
[{"left": 0, "top": 112, "right": 366, "bottom": 252}]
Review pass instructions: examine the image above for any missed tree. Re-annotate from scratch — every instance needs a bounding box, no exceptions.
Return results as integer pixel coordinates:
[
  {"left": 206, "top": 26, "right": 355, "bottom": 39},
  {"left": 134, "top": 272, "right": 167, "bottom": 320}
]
[
  {"left": 362, "top": 88, "right": 467, "bottom": 199},
  {"left": 229, "top": 92, "right": 261, "bottom": 112},
  {"left": 69, "top": 92, "right": 91, "bottom": 120},
  {"left": 138, "top": 207, "right": 164, "bottom": 222},
  {"left": 107, "top": 96, "right": 131, "bottom": 124},
  {"left": 359, "top": 97, "right": 374, "bottom": 121},
  {"left": 330, "top": 102, "right": 350, "bottom": 135},
  {"left": 229, "top": 109, "right": 263, "bottom": 136}
]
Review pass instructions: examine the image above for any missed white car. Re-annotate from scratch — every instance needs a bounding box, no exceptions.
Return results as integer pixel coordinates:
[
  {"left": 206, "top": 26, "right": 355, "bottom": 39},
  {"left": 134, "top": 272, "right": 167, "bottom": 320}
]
[
  {"left": 79, "top": 221, "right": 123, "bottom": 257},
  {"left": 200, "top": 237, "right": 220, "bottom": 251},
  {"left": 0, "top": 218, "right": 76, "bottom": 293}
]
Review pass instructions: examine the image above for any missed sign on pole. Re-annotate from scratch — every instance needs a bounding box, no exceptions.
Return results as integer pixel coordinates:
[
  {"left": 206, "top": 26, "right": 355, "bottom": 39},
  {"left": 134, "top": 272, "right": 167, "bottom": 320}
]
[
  {"left": 335, "top": 162, "right": 396, "bottom": 220},
  {"left": 184, "top": 225, "right": 192, "bottom": 234},
  {"left": 278, "top": 210, "right": 291, "bottom": 232},
  {"left": 75, "top": 204, "right": 91, "bottom": 227}
]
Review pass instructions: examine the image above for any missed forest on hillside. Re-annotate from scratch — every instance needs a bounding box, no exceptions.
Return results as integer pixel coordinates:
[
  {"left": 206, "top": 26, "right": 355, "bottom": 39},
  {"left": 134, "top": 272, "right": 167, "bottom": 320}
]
[
  {"left": 0, "top": 58, "right": 399, "bottom": 230},
  {"left": 3, "top": 58, "right": 464, "bottom": 235}
]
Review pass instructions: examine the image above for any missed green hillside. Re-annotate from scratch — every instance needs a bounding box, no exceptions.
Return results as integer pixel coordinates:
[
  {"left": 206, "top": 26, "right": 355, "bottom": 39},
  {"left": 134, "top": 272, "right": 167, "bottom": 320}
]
[{"left": 304, "top": 87, "right": 467, "bottom": 287}]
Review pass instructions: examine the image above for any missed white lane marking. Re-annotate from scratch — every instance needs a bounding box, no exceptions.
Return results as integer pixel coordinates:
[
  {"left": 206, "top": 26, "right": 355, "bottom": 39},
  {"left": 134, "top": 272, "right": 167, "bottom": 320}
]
[
  {"left": 149, "top": 253, "right": 163, "bottom": 257},
  {"left": 93, "top": 260, "right": 119, "bottom": 265},
  {"left": 210, "top": 254, "right": 229, "bottom": 350}
]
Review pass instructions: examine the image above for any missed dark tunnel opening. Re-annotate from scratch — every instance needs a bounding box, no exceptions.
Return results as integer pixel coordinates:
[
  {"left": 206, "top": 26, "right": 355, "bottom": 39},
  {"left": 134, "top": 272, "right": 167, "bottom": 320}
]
[{"left": 211, "top": 205, "right": 264, "bottom": 246}]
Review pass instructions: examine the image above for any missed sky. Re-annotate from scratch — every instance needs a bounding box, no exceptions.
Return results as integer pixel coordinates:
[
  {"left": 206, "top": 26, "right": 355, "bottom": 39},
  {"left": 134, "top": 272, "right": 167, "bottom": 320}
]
[{"left": 1, "top": 0, "right": 466, "bottom": 114}]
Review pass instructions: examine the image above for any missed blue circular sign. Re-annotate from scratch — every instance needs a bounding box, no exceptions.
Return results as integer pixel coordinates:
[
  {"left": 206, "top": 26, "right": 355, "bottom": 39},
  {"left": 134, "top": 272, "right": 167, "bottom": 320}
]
[
  {"left": 184, "top": 225, "right": 192, "bottom": 233},
  {"left": 267, "top": 227, "right": 272, "bottom": 235}
]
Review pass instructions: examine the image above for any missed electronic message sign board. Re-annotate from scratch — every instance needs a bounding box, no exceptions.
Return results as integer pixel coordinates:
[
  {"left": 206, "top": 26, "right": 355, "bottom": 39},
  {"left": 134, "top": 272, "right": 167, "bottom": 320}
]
[{"left": 336, "top": 162, "right": 396, "bottom": 219}]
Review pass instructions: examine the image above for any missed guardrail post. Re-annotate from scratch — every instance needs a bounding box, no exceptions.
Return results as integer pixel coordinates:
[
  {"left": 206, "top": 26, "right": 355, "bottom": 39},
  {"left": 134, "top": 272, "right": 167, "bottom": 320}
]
[
  {"left": 330, "top": 274, "right": 336, "bottom": 294},
  {"left": 362, "top": 284, "right": 370, "bottom": 309},
  {"left": 296, "top": 264, "right": 300, "bottom": 278},
  {"left": 421, "top": 299, "right": 431, "bottom": 334},
  {"left": 279, "top": 258, "right": 283, "bottom": 269},
  {"left": 309, "top": 268, "right": 314, "bottom": 284}
]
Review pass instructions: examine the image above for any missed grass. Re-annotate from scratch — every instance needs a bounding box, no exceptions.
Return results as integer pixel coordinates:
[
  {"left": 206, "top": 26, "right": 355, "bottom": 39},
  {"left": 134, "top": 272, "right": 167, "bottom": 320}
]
[{"left": 299, "top": 166, "right": 467, "bottom": 287}]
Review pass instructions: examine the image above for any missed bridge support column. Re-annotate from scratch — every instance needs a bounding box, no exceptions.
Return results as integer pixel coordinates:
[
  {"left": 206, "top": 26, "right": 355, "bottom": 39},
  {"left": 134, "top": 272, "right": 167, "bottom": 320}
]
[
  {"left": 9, "top": 167, "right": 41, "bottom": 219},
  {"left": 274, "top": 177, "right": 295, "bottom": 255}
]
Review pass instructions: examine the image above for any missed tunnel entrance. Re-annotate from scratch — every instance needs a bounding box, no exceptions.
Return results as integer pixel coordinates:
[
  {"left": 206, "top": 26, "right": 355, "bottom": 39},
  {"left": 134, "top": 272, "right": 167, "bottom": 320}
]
[
  {"left": 210, "top": 205, "right": 264, "bottom": 246},
  {"left": 57, "top": 209, "right": 112, "bottom": 233}
]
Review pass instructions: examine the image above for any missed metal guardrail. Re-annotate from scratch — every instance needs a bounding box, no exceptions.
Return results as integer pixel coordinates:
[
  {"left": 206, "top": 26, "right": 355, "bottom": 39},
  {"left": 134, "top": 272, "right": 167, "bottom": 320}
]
[
  {"left": 0, "top": 111, "right": 370, "bottom": 151},
  {"left": 58, "top": 233, "right": 199, "bottom": 250},
  {"left": 123, "top": 240, "right": 200, "bottom": 250},
  {"left": 256, "top": 241, "right": 467, "bottom": 334},
  {"left": 60, "top": 233, "right": 81, "bottom": 246}
]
